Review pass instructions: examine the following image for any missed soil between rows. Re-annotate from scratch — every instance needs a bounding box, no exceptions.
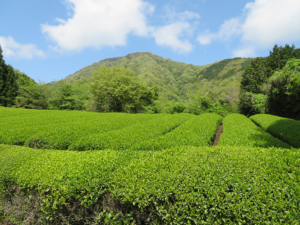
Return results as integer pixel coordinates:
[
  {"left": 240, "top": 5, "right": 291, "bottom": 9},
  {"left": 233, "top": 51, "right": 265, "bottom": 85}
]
[{"left": 213, "top": 124, "right": 223, "bottom": 146}]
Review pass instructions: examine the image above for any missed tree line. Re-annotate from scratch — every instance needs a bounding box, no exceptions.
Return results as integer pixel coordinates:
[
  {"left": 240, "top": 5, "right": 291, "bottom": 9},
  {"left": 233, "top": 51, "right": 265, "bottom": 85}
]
[{"left": 239, "top": 44, "right": 300, "bottom": 119}]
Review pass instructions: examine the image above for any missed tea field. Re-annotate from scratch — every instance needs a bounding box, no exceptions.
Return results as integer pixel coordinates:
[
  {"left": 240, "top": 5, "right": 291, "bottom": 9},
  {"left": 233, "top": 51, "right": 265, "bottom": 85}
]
[{"left": 0, "top": 107, "right": 300, "bottom": 224}]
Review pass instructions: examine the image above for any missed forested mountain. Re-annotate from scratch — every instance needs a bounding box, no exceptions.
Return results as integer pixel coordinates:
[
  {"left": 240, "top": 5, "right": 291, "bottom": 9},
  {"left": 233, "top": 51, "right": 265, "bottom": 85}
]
[{"left": 62, "top": 52, "right": 252, "bottom": 106}]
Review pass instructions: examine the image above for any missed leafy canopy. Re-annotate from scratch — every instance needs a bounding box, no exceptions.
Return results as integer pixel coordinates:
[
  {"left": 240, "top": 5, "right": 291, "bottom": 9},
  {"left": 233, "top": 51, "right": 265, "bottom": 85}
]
[{"left": 90, "top": 66, "right": 158, "bottom": 113}]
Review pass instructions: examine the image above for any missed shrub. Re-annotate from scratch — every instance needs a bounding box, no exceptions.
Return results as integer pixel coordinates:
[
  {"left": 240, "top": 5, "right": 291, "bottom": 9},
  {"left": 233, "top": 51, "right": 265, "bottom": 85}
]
[
  {"left": 250, "top": 114, "right": 300, "bottom": 148},
  {"left": 130, "top": 113, "right": 222, "bottom": 150},
  {"left": 218, "top": 113, "right": 290, "bottom": 148}
]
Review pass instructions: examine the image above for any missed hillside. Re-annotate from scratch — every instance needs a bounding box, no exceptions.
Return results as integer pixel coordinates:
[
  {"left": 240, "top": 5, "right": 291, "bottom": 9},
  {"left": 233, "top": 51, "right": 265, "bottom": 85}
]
[{"left": 62, "top": 52, "right": 252, "bottom": 105}]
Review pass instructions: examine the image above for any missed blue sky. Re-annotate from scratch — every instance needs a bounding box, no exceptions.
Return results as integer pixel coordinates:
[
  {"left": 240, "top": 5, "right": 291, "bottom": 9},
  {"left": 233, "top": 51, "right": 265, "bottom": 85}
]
[{"left": 1, "top": 0, "right": 300, "bottom": 82}]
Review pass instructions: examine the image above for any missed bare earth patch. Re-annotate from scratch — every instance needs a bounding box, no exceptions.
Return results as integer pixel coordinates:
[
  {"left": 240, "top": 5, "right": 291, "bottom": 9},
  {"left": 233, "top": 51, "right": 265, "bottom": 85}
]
[{"left": 213, "top": 124, "right": 223, "bottom": 146}]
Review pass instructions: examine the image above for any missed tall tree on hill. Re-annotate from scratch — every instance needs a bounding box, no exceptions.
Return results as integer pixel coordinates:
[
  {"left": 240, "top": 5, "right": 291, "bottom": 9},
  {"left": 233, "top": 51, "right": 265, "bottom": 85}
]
[
  {"left": 91, "top": 66, "right": 158, "bottom": 113},
  {"left": 4, "top": 65, "right": 18, "bottom": 107},
  {"left": 0, "top": 45, "right": 19, "bottom": 107},
  {"left": 0, "top": 45, "right": 6, "bottom": 106}
]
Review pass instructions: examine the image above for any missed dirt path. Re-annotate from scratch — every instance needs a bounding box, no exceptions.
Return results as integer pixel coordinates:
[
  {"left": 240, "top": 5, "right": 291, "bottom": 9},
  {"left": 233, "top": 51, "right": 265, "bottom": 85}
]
[{"left": 212, "top": 124, "right": 223, "bottom": 146}]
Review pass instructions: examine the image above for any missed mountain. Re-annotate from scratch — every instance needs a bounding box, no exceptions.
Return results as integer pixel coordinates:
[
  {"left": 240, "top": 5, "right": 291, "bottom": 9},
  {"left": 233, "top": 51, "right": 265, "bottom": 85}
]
[{"left": 62, "top": 52, "right": 253, "bottom": 106}]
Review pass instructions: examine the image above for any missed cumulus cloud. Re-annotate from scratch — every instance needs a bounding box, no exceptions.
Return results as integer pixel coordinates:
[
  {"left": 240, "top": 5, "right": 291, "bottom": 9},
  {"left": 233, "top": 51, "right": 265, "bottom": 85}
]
[
  {"left": 241, "top": 0, "right": 300, "bottom": 47},
  {"left": 197, "top": 0, "right": 300, "bottom": 57},
  {"left": 197, "top": 17, "right": 242, "bottom": 45},
  {"left": 151, "top": 22, "right": 194, "bottom": 53},
  {"left": 150, "top": 7, "right": 199, "bottom": 53},
  {"left": 41, "top": 0, "right": 155, "bottom": 51},
  {"left": 0, "top": 36, "right": 45, "bottom": 59}
]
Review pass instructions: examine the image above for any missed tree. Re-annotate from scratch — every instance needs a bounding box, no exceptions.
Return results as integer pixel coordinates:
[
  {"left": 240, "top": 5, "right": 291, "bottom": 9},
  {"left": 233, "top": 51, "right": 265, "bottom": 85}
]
[
  {"left": 268, "top": 59, "right": 300, "bottom": 119},
  {"left": 90, "top": 66, "right": 158, "bottom": 113},
  {"left": 15, "top": 81, "right": 52, "bottom": 109},
  {"left": 4, "top": 65, "right": 18, "bottom": 106},
  {"left": 0, "top": 45, "right": 6, "bottom": 106},
  {"left": 239, "top": 44, "right": 300, "bottom": 116},
  {"left": 0, "top": 45, "right": 18, "bottom": 107},
  {"left": 50, "top": 81, "right": 76, "bottom": 110}
]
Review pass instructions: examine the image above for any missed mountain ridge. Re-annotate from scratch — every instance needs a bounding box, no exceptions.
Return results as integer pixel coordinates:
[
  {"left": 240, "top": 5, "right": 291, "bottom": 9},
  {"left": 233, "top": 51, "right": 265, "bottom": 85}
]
[{"left": 61, "top": 52, "right": 253, "bottom": 106}]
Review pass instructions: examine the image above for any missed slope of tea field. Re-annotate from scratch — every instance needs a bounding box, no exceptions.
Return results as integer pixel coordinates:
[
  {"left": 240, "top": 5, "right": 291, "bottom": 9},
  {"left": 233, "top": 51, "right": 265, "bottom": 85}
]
[{"left": 1, "top": 107, "right": 300, "bottom": 224}]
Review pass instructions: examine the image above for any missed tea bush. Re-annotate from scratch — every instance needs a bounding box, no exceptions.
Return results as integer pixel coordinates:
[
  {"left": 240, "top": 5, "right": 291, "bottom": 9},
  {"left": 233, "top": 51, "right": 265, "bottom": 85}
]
[
  {"left": 218, "top": 113, "right": 290, "bottom": 148},
  {"left": 0, "top": 107, "right": 159, "bottom": 149},
  {"left": 69, "top": 113, "right": 194, "bottom": 150},
  {"left": 250, "top": 114, "right": 300, "bottom": 148},
  {"left": 130, "top": 113, "right": 222, "bottom": 150},
  {"left": 1, "top": 144, "right": 300, "bottom": 224}
]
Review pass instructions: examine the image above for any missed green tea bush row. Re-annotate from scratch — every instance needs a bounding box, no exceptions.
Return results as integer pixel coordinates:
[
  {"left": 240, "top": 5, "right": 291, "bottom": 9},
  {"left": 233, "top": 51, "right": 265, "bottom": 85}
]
[
  {"left": 1, "top": 144, "right": 300, "bottom": 224},
  {"left": 69, "top": 113, "right": 194, "bottom": 150},
  {"left": 250, "top": 114, "right": 300, "bottom": 148},
  {"left": 0, "top": 144, "right": 137, "bottom": 221},
  {"left": 0, "top": 107, "right": 159, "bottom": 149},
  {"left": 130, "top": 113, "right": 222, "bottom": 150},
  {"left": 218, "top": 113, "right": 290, "bottom": 148}
]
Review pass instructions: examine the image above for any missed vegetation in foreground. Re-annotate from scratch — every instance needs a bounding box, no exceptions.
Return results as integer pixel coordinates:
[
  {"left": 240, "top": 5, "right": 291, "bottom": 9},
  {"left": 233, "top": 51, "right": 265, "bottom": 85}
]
[{"left": 1, "top": 144, "right": 300, "bottom": 224}]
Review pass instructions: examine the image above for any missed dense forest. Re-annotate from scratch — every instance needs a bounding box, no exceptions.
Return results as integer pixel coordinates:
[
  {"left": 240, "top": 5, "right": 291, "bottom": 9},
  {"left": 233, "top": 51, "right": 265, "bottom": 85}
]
[
  {"left": 239, "top": 44, "right": 300, "bottom": 119},
  {"left": 1, "top": 44, "right": 299, "bottom": 119}
]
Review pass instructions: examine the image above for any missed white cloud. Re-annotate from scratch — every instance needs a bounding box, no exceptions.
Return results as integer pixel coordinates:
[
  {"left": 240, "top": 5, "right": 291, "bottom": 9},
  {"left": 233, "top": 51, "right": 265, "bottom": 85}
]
[
  {"left": 0, "top": 36, "right": 45, "bottom": 59},
  {"left": 41, "top": 0, "right": 155, "bottom": 51},
  {"left": 241, "top": 0, "right": 300, "bottom": 48},
  {"left": 232, "top": 47, "right": 256, "bottom": 57},
  {"left": 218, "top": 18, "right": 242, "bottom": 41},
  {"left": 197, "top": 18, "right": 241, "bottom": 45},
  {"left": 197, "top": 0, "right": 300, "bottom": 57},
  {"left": 151, "top": 22, "right": 194, "bottom": 53},
  {"left": 197, "top": 29, "right": 216, "bottom": 45}
]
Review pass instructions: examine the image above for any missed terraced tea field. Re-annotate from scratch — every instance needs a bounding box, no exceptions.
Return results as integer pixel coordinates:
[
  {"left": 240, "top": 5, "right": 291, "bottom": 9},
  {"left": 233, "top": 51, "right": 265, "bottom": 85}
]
[{"left": 1, "top": 107, "right": 299, "bottom": 224}]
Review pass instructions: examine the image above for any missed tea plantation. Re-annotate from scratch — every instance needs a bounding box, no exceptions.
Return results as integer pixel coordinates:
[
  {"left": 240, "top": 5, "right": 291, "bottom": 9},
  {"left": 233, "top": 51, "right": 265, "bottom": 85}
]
[{"left": 0, "top": 107, "right": 300, "bottom": 224}]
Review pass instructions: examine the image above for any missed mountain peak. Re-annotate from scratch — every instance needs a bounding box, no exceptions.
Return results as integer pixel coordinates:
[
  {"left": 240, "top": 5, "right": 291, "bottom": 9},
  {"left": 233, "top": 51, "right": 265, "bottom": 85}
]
[{"left": 62, "top": 53, "right": 252, "bottom": 105}]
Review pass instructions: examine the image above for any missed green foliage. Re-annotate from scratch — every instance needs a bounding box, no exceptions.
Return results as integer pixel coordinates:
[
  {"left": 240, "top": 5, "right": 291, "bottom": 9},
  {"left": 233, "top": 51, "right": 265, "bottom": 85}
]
[
  {"left": 2, "top": 144, "right": 300, "bottom": 223},
  {"left": 164, "top": 101, "right": 186, "bottom": 114},
  {"left": 186, "top": 93, "right": 236, "bottom": 116},
  {"left": 69, "top": 113, "right": 193, "bottom": 151},
  {"left": 239, "top": 44, "right": 300, "bottom": 116},
  {"left": 14, "top": 69, "right": 36, "bottom": 86},
  {"left": 250, "top": 114, "right": 300, "bottom": 148},
  {"left": 218, "top": 113, "right": 290, "bottom": 148},
  {"left": 130, "top": 113, "right": 222, "bottom": 150},
  {"left": 0, "top": 46, "right": 18, "bottom": 107},
  {"left": 197, "top": 58, "right": 250, "bottom": 81},
  {"left": 0, "top": 107, "right": 154, "bottom": 149},
  {"left": 0, "top": 45, "right": 6, "bottom": 106},
  {"left": 15, "top": 81, "right": 52, "bottom": 109},
  {"left": 111, "top": 146, "right": 300, "bottom": 224},
  {"left": 268, "top": 59, "right": 300, "bottom": 119},
  {"left": 90, "top": 66, "right": 159, "bottom": 113}
]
